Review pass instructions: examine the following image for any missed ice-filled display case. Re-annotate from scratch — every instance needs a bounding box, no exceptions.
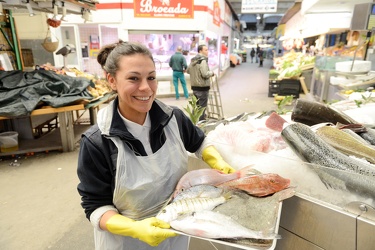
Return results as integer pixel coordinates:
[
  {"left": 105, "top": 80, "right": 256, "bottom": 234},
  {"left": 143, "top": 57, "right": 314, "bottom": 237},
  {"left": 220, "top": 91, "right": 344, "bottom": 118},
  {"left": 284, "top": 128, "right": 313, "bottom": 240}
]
[{"left": 186, "top": 111, "right": 375, "bottom": 250}]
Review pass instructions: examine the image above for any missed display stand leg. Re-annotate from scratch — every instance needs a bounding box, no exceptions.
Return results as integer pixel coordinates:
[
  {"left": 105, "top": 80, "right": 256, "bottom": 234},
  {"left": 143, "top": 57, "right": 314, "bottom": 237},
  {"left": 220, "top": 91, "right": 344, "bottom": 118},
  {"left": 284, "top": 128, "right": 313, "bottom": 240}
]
[{"left": 58, "top": 111, "right": 74, "bottom": 152}]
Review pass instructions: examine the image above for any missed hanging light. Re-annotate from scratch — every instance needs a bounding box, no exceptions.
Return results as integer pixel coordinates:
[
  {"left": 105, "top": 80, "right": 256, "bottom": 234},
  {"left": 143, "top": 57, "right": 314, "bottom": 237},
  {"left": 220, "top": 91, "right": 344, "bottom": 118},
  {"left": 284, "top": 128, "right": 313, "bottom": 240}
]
[
  {"left": 256, "top": 14, "right": 261, "bottom": 20},
  {"left": 82, "top": 8, "right": 92, "bottom": 23},
  {"left": 60, "top": 1, "right": 67, "bottom": 21},
  {"left": 26, "top": 0, "right": 35, "bottom": 17},
  {"left": 53, "top": 2, "right": 58, "bottom": 19}
]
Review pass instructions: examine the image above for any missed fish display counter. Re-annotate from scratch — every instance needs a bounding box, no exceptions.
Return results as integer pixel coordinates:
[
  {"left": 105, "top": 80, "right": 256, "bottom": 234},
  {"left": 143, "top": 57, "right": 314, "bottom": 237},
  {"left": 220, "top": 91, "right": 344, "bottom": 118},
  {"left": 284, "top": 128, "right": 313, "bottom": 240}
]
[
  {"left": 189, "top": 102, "right": 375, "bottom": 250},
  {"left": 188, "top": 150, "right": 375, "bottom": 250}
]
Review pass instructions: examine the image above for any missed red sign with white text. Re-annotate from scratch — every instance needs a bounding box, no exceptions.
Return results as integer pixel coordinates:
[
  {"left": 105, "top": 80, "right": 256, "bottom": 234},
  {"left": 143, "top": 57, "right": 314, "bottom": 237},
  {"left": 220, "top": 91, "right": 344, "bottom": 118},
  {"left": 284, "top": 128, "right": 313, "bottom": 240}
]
[{"left": 134, "top": 0, "right": 194, "bottom": 18}]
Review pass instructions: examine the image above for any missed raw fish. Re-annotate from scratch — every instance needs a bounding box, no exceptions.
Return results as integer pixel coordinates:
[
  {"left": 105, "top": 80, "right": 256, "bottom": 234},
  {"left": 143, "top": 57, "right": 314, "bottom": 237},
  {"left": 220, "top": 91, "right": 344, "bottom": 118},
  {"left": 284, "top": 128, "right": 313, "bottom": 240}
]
[
  {"left": 170, "top": 210, "right": 280, "bottom": 239},
  {"left": 173, "top": 165, "right": 253, "bottom": 197},
  {"left": 316, "top": 125, "right": 375, "bottom": 164},
  {"left": 173, "top": 185, "right": 224, "bottom": 202},
  {"left": 359, "top": 128, "right": 375, "bottom": 145},
  {"left": 218, "top": 173, "right": 290, "bottom": 197},
  {"left": 281, "top": 122, "right": 375, "bottom": 177},
  {"left": 265, "top": 112, "right": 288, "bottom": 132},
  {"left": 291, "top": 99, "right": 357, "bottom": 126},
  {"left": 156, "top": 194, "right": 230, "bottom": 223}
]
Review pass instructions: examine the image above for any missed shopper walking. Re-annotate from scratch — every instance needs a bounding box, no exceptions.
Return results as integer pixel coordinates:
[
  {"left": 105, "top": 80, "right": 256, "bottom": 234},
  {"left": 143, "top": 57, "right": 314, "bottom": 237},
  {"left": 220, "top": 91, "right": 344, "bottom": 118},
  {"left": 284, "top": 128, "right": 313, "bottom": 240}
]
[
  {"left": 250, "top": 48, "right": 255, "bottom": 63},
  {"left": 169, "top": 46, "right": 189, "bottom": 100},
  {"left": 187, "top": 44, "right": 214, "bottom": 121},
  {"left": 77, "top": 41, "right": 235, "bottom": 250},
  {"left": 258, "top": 48, "right": 264, "bottom": 67},
  {"left": 255, "top": 44, "right": 260, "bottom": 63}
]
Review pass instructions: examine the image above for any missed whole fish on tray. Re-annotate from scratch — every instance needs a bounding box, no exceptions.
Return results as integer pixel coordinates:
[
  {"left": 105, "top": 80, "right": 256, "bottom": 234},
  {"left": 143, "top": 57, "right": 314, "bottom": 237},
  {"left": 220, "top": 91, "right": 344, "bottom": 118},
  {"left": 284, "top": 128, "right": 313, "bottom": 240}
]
[
  {"left": 170, "top": 210, "right": 280, "bottom": 240},
  {"left": 156, "top": 193, "right": 231, "bottom": 223},
  {"left": 173, "top": 165, "right": 253, "bottom": 197},
  {"left": 173, "top": 184, "right": 224, "bottom": 202},
  {"left": 316, "top": 125, "right": 375, "bottom": 164},
  {"left": 217, "top": 173, "right": 291, "bottom": 197}
]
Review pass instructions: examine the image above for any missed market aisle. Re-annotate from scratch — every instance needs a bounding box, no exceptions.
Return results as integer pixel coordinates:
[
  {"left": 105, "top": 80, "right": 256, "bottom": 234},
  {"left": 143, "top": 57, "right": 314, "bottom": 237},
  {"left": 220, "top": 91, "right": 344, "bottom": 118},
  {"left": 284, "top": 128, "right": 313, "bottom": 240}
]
[
  {"left": 0, "top": 57, "right": 289, "bottom": 250},
  {"left": 218, "top": 57, "right": 277, "bottom": 117},
  {"left": 157, "top": 57, "right": 278, "bottom": 118}
]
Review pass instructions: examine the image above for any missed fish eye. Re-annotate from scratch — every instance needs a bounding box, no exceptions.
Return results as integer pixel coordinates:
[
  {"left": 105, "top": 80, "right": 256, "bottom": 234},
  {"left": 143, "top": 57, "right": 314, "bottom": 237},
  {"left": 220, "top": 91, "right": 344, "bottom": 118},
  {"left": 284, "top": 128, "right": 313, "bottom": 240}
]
[{"left": 270, "top": 179, "right": 275, "bottom": 183}]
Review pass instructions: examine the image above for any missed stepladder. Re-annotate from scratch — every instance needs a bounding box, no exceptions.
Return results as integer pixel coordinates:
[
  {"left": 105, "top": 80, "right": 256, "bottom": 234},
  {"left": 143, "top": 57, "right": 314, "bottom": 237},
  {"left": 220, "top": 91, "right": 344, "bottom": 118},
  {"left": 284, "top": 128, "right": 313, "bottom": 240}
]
[{"left": 206, "top": 75, "right": 224, "bottom": 120}]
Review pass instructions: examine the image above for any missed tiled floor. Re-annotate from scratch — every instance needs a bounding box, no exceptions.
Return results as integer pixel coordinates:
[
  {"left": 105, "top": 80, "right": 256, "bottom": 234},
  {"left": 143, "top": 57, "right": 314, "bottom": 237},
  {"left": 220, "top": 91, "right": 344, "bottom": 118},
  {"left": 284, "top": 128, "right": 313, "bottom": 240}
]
[{"left": 158, "top": 58, "right": 298, "bottom": 118}]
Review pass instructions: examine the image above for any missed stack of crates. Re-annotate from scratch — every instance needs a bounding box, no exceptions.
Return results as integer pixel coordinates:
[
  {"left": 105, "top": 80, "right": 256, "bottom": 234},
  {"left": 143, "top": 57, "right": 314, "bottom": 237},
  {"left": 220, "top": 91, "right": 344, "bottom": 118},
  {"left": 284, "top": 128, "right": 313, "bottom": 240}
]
[{"left": 268, "top": 78, "right": 301, "bottom": 98}]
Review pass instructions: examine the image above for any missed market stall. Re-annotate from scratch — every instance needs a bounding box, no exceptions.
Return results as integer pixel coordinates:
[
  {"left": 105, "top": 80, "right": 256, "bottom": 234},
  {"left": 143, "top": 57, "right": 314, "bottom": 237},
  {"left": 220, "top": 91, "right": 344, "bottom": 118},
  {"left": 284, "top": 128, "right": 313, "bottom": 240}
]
[
  {"left": 186, "top": 97, "right": 375, "bottom": 250},
  {"left": 0, "top": 69, "right": 113, "bottom": 155}
]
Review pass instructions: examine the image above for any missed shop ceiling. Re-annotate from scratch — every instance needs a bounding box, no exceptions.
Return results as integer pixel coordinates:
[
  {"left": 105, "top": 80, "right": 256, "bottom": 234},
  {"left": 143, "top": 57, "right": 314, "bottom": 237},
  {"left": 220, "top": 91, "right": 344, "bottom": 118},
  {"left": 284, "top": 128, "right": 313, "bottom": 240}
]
[
  {"left": 227, "top": 0, "right": 372, "bottom": 26},
  {"left": 2, "top": 0, "right": 97, "bottom": 15}
]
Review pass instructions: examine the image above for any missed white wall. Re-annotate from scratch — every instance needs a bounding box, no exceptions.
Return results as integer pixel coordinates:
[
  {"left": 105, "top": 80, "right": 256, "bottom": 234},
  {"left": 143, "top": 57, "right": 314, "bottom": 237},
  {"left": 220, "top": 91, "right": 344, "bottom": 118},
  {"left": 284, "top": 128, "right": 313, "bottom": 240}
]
[{"left": 14, "top": 12, "right": 49, "bottom": 40}]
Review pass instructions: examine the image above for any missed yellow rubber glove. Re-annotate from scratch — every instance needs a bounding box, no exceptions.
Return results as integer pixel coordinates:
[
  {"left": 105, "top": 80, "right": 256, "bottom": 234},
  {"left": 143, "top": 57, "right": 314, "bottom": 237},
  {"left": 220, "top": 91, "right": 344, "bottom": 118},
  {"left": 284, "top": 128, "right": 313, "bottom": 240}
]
[
  {"left": 106, "top": 214, "right": 177, "bottom": 246},
  {"left": 202, "top": 145, "right": 236, "bottom": 174}
]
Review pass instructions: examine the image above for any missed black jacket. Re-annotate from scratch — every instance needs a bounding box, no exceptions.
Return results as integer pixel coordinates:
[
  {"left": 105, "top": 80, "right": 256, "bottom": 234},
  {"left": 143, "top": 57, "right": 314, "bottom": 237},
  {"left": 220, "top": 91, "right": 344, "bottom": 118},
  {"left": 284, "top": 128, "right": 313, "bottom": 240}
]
[{"left": 77, "top": 98, "right": 205, "bottom": 219}]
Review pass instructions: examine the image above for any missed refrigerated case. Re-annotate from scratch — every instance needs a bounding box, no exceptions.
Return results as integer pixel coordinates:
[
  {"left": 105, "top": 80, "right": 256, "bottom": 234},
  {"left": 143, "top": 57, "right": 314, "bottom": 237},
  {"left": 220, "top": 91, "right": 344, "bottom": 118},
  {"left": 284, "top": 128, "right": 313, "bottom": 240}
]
[
  {"left": 310, "top": 56, "right": 354, "bottom": 102},
  {"left": 187, "top": 141, "right": 375, "bottom": 250}
]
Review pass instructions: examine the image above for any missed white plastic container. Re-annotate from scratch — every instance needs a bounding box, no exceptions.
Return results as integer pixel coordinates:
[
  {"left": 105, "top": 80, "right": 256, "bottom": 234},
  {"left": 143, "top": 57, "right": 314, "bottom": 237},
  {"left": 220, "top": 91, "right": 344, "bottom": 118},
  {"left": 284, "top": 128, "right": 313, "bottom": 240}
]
[
  {"left": 335, "top": 60, "right": 371, "bottom": 73},
  {"left": 0, "top": 131, "right": 19, "bottom": 152}
]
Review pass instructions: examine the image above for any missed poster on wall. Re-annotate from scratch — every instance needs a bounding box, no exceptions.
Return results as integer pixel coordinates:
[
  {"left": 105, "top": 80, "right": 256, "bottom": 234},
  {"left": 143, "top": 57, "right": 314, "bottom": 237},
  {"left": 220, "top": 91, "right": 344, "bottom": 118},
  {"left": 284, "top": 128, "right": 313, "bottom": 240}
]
[
  {"left": 213, "top": 0, "right": 221, "bottom": 27},
  {"left": 241, "top": 0, "right": 277, "bottom": 13},
  {"left": 134, "top": 0, "right": 194, "bottom": 18}
]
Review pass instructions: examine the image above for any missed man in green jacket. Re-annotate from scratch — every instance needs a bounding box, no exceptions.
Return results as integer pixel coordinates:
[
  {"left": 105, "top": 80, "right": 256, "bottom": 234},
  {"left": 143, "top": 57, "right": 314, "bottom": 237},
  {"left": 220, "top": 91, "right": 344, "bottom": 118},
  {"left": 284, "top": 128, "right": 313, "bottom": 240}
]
[
  {"left": 187, "top": 44, "right": 214, "bottom": 121},
  {"left": 169, "top": 46, "right": 189, "bottom": 100}
]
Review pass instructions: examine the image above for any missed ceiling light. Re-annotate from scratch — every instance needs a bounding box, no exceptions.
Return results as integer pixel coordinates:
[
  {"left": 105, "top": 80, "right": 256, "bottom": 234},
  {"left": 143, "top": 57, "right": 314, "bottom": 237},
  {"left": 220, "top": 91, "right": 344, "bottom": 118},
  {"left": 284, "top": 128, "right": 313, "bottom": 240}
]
[
  {"left": 26, "top": 1, "right": 35, "bottom": 17},
  {"left": 60, "top": 1, "right": 67, "bottom": 21},
  {"left": 256, "top": 14, "right": 261, "bottom": 20},
  {"left": 53, "top": 3, "right": 58, "bottom": 19},
  {"left": 82, "top": 8, "right": 92, "bottom": 23}
]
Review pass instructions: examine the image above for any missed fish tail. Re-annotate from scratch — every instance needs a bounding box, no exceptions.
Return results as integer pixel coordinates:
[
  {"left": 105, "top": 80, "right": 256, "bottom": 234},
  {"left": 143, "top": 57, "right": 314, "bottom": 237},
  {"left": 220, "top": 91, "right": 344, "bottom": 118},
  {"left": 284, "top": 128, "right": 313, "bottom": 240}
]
[{"left": 238, "top": 164, "right": 256, "bottom": 177}]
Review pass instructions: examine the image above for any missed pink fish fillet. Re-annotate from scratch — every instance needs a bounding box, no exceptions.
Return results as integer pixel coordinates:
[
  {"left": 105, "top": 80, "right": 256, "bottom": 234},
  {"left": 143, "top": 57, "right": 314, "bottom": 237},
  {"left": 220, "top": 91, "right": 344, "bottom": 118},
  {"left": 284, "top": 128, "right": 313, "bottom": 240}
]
[
  {"left": 173, "top": 165, "right": 253, "bottom": 198},
  {"left": 218, "top": 173, "right": 290, "bottom": 197},
  {"left": 265, "top": 112, "right": 288, "bottom": 132}
]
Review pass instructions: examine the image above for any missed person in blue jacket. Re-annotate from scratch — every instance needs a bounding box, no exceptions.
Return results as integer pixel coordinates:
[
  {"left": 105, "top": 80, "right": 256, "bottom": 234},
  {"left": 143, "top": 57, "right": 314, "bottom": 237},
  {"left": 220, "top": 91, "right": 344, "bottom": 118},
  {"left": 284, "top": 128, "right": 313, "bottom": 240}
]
[{"left": 77, "top": 41, "right": 235, "bottom": 250}]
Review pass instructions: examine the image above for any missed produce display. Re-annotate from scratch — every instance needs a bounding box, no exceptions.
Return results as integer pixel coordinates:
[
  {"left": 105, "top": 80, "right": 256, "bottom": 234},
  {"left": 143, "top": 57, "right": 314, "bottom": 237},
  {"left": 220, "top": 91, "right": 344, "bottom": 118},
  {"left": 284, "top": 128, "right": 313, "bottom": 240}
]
[
  {"left": 272, "top": 51, "right": 315, "bottom": 79},
  {"left": 324, "top": 43, "right": 367, "bottom": 58},
  {"left": 38, "top": 63, "right": 112, "bottom": 100}
]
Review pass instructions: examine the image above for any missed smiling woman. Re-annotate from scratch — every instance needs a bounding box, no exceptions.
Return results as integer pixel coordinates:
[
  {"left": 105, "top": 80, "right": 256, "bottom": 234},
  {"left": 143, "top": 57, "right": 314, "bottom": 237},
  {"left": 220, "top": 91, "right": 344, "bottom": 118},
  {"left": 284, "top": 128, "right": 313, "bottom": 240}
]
[{"left": 77, "top": 41, "right": 236, "bottom": 250}]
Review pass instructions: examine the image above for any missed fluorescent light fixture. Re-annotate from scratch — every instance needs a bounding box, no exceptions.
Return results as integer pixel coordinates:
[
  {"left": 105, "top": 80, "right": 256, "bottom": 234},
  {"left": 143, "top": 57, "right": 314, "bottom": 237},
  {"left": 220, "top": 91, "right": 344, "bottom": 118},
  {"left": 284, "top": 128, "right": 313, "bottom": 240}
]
[{"left": 26, "top": 1, "right": 35, "bottom": 17}]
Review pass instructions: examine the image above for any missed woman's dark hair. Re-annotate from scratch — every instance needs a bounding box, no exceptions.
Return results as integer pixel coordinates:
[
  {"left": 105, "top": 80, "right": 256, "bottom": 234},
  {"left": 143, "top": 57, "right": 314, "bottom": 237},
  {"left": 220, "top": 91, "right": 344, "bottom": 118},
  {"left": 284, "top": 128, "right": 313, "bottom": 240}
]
[{"left": 97, "top": 40, "right": 154, "bottom": 76}]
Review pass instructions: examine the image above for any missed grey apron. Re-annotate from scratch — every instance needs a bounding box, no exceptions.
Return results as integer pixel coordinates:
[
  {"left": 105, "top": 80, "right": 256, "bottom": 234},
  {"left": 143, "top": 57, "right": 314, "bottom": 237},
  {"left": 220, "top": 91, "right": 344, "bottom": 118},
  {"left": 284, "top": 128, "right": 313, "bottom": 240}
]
[{"left": 94, "top": 116, "right": 189, "bottom": 250}]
